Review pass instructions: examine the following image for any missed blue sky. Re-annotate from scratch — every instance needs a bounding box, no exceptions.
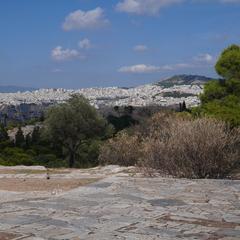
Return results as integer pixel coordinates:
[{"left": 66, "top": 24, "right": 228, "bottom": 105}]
[{"left": 0, "top": 0, "right": 239, "bottom": 88}]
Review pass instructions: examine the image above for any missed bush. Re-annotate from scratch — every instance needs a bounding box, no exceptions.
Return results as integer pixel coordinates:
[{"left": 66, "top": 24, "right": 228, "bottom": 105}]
[
  {"left": 99, "top": 112, "right": 240, "bottom": 178},
  {"left": 1, "top": 147, "right": 34, "bottom": 166},
  {"left": 141, "top": 116, "right": 240, "bottom": 178},
  {"left": 34, "top": 154, "right": 66, "bottom": 168},
  {"left": 99, "top": 131, "right": 141, "bottom": 167},
  {"left": 75, "top": 139, "right": 102, "bottom": 168}
]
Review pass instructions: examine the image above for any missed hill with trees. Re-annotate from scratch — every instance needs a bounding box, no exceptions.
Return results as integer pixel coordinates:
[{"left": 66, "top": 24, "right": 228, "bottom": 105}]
[{"left": 157, "top": 75, "right": 215, "bottom": 88}]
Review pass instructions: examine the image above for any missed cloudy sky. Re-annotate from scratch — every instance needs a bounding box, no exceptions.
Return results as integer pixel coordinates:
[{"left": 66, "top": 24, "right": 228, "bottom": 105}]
[{"left": 0, "top": 0, "right": 240, "bottom": 88}]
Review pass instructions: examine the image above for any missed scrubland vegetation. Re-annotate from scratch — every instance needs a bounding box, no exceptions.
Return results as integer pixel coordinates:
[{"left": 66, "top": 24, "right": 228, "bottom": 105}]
[
  {"left": 0, "top": 44, "right": 240, "bottom": 178},
  {"left": 99, "top": 112, "right": 240, "bottom": 178}
]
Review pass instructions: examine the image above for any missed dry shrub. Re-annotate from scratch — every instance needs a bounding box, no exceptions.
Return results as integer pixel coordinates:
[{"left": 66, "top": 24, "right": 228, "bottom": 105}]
[
  {"left": 141, "top": 116, "right": 240, "bottom": 178},
  {"left": 99, "top": 111, "right": 240, "bottom": 178},
  {"left": 99, "top": 131, "right": 141, "bottom": 166}
]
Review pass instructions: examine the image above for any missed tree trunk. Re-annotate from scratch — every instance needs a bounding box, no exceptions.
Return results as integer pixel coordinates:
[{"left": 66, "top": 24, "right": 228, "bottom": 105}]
[{"left": 69, "top": 152, "right": 75, "bottom": 168}]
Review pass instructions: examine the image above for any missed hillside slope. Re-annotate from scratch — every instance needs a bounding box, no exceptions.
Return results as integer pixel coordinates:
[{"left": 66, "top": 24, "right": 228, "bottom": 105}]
[{"left": 157, "top": 75, "right": 215, "bottom": 87}]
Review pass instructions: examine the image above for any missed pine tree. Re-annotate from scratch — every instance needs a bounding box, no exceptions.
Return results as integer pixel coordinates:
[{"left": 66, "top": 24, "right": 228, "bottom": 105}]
[
  {"left": 182, "top": 101, "right": 187, "bottom": 111},
  {"left": 179, "top": 102, "right": 182, "bottom": 112},
  {"left": 15, "top": 127, "right": 25, "bottom": 147},
  {"left": 0, "top": 124, "right": 9, "bottom": 141},
  {"left": 3, "top": 114, "right": 8, "bottom": 127},
  {"left": 31, "top": 126, "right": 40, "bottom": 144},
  {"left": 25, "top": 133, "right": 32, "bottom": 148}
]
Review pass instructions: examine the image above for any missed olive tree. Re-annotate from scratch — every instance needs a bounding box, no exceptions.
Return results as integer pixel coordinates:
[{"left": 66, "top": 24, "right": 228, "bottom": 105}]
[{"left": 43, "top": 95, "right": 110, "bottom": 168}]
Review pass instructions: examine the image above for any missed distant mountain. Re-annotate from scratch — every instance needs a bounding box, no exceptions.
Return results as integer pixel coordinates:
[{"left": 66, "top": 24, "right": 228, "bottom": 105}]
[
  {"left": 0, "top": 85, "right": 37, "bottom": 93},
  {"left": 156, "top": 75, "right": 215, "bottom": 87}
]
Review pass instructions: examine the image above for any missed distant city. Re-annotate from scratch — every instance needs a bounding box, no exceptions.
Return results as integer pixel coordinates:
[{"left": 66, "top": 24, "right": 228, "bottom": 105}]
[
  {"left": 0, "top": 75, "right": 211, "bottom": 107},
  {"left": 0, "top": 75, "right": 212, "bottom": 123}
]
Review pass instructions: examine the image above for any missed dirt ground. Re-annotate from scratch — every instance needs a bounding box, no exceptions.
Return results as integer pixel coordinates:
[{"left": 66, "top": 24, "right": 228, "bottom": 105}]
[
  {"left": 0, "top": 232, "right": 22, "bottom": 240},
  {"left": 0, "top": 178, "right": 99, "bottom": 192}
]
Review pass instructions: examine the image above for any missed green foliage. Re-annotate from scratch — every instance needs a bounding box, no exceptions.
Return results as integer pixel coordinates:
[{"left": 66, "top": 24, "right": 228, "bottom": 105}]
[
  {"left": 215, "top": 44, "right": 240, "bottom": 79},
  {"left": 0, "top": 135, "right": 64, "bottom": 167},
  {"left": 15, "top": 127, "right": 25, "bottom": 148},
  {"left": 197, "top": 44, "right": 240, "bottom": 126},
  {"left": 75, "top": 139, "right": 102, "bottom": 168},
  {"left": 226, "top": 78, "right": 240, "bottom": 96},
  {"left": 179, "top": 101, "right": 188, "bottom": 112},
  {"left": 43, "top": 94, "right": 111, "bottom": 168},
  {"left": 198, "top": 96, "right": 240, "bottom": 127},
  {"left": 0, "top": 96, "right": 112, "bottom": 168},
  {"left": 25, "top": 133, "right": 32, "bottom": 148},
  {"left": 0, "top": 147, "right": 34, "bottom": 166},
  {"left": 0, "top": 124, "right": 9, "bottom": 141},
  {"left": 107, "top": 115, "right": 138, "bottom": 132},
  {"left": 33, "top": 154, "right": 66, "bottom": 168},
  {"left": 31, "top": 126, "right": 40, "bottom": 145},
  {"left": 0, "top": 140, "right": 13, "bottom": 149},
  {"left": 200, "top": 80, "right": 227, "bottom": 104}
]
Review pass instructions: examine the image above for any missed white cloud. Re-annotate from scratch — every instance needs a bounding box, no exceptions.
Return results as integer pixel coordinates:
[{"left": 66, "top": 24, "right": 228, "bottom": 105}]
[
  {"left": 194, "top": 53, "right": 214, "bottom": 63},
  {"left": 79, "top": 38, "right": 92, "bottom": 49},
  {"left": 118, "top": 62, "right": 192, "bottom": 74},
  {"left": 175, "top": 63, "right": 192, "bottom": 68},
  {"left": 161, "top": 63, "right": 192, "bottom": 70},
  {"left": 116, "top": 0, "right": 183, "bottom": 15},
  {"left": 116, "top": 0, "right": 240, "bottom": 16},
  {"left": 51, "top": 46, "right": 82, "bottom": 61},
  {"left": 134, "top": 45, "right": 148, "bottom": 52},
  {"left": 62, "top": 7, "right": 109, "bottom": 31},
  {"left": 118, "top": 64, "right": 161, "bottom": 73}
]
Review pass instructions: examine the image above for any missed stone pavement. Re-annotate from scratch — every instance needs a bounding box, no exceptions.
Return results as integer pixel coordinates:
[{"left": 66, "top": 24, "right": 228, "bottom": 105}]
[{"left": 0, "top": 166, "right": 239, "bottom": 240}]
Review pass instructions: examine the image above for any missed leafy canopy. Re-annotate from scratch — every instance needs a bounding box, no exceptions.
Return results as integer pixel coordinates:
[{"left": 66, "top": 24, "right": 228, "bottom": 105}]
[
  {"left": 43, "top": 95, "right": 111, "bottom": 167},
  {"left": 215, "top": 44, "right": 240, "bottom": 80},
  {"left": 195, "top": 44, "right": 240, "bottom": 127}
]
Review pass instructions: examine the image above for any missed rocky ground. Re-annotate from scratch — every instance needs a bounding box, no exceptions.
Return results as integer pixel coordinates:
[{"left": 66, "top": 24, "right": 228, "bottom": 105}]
[{"left": 0, "top": 165, "right": 239, "bottom": 240}]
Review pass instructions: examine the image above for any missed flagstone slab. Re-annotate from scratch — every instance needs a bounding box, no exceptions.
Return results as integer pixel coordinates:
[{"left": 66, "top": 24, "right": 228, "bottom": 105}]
[{"left": 0, "top": 166, "right": 239, "bottom": 239}]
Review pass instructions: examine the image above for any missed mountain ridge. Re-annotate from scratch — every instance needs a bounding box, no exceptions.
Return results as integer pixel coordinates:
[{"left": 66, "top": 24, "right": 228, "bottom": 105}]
[
  {"left": 0, "top": 85, "right": 37, "bottom": 93},
  {"left": 156, "top": 74, "right": 216, "bottom": 87},
  {"left": 0, "top": 75, "right": 215, "bottom": 93}
]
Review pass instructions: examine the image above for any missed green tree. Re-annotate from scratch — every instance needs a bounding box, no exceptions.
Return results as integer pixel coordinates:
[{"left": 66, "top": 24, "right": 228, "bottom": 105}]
[
  {"left": 215, "top": 44, "right": 240, "bottom": 80},
  {"left": 196, "top": 44, "right": 240, "bottom": 127},
  {"left": 182, "top": 101, "right": 187, "bottom": 111},
  {"left": 43, "top": 95, "right": 111, "bottom": 168},
  {"left": 25, "top": 133, "right": 32, "bottom": 148},
  {"left": 15, "top": 127, "right": 25, "bottom": 148},
  {"left": 31, "top": 126, "right": 40, "bottom": 145},
  {"left": 200, "top": 80, "right": 227, "bottom": 104},
  {"left": 0, "top": 124, "right": 9, "bottom": 141}
]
